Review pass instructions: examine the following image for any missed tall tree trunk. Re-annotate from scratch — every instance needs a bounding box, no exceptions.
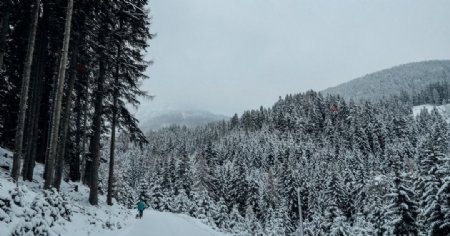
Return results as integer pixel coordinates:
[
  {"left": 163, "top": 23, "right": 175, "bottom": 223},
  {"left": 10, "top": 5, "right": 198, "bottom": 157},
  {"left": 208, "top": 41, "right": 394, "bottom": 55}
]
[
  {"left": 42, "top": 58, "right": 59, "bottom": 169},
  {"left": 107, "top": 44, "right": 121, "bottom": 206},
  {"left": 22, "top": 60, "right": 39, "bottom": 180},
  {"left": 0, "top": 0, "right": 11, "bottom": 70},
  {"left": 107, "top": 86, "right": 117, "bottom": 205},
  {"left": 54, "top": 32, "right": 80, "bottom": 190},
  {"left": 22, "top": 16, "right": 48, "bottom": 181},
  {"left": 89, "top": 57, "right": 106, "bottom": 205},
  {"left": 81, "top": 76, "right": 90, "bottom": 185},
  {"left": 69, "top": 0, "right": 87, "bottom": 183},
  {"left": 71, "top": 76, "right": 82, "bottom": 182},
  {"left": 22, "top": 53, "right": 39, "bottom": 181},
  {"left": 44, "top": 0, "right": 74, "bottom": 189},
  {"left": 11, "top": 0, "right": 40, "bottom": 181}
]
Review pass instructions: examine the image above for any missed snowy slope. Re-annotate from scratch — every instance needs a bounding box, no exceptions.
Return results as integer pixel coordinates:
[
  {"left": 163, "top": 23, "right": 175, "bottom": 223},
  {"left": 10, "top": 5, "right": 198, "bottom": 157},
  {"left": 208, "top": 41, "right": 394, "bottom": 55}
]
[
  {"left": 0, "top": 147, "right": 225, "bottom": 236},
  {"left": 0, "top": 149, "right": 132, "bottom": 236},
  {"left": 323, "top": 60, "right": 450, "bottom": 101},
  {"left": 413, "top": 104, "right": 450, "bottom": 123},
  {"left": 104, "top": 211, "right": 226, "bottom": 236}
]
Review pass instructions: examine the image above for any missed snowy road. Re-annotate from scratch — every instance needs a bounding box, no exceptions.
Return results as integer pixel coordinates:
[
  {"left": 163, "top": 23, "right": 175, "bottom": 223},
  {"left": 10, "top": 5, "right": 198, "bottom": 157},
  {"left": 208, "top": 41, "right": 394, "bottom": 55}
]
[{"left": 107, "top": 211, "right": 226, "bottom": 236}]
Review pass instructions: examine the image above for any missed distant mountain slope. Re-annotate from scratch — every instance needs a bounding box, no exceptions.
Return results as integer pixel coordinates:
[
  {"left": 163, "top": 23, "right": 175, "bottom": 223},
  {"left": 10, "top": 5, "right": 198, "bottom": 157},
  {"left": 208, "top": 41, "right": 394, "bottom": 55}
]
[
  {"left": 322, "top": 60, "right": 450, "bottom": 101},
  {"left": 140, "top": 109, "right": 228, "bottom": 131}
]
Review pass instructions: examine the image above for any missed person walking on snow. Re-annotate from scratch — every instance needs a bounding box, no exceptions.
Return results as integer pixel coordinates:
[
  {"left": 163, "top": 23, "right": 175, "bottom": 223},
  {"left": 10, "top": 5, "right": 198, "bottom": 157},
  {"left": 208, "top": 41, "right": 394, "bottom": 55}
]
[{"left": 137, "top": 199, "right": 145, "bottom": 219}]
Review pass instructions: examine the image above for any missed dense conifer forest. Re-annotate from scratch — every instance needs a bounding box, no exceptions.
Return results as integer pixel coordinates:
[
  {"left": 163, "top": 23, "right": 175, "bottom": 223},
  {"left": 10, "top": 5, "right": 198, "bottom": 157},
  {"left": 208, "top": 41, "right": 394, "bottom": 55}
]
[{"left": 112, "top": 91, "right": 450, "bottom": 235}]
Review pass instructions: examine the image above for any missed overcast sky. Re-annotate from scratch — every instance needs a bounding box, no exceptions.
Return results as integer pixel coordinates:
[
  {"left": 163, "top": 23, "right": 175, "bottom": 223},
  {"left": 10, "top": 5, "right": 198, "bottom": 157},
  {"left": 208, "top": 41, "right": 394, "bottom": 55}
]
[{"left": 137, "top": 0, "right": 450, "bottom": 117}]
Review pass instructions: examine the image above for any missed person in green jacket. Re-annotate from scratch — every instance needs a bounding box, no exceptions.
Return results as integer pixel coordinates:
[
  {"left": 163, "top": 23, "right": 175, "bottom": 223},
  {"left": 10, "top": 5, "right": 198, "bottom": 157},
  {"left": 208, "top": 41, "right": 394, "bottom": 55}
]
[{"left": 137, "top": 199, "right": 145, "bottom": 219}]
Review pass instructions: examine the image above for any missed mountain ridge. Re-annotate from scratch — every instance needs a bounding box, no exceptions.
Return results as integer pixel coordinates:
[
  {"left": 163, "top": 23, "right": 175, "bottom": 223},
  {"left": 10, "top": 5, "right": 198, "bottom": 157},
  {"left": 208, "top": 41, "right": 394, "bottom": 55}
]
[
  {"left": 140, "top": 109, "right": 228, "bottom": 131},
  {"left": 322, "top": 60, "right": 450, "bottom": 101}
]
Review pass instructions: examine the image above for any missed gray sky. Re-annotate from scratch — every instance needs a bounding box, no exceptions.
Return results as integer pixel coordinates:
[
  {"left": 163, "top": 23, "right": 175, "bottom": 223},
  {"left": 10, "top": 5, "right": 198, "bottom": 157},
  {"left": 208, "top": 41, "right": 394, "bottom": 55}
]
[{"left": 138, "top": 0, "right": 450, "bottom": 117}]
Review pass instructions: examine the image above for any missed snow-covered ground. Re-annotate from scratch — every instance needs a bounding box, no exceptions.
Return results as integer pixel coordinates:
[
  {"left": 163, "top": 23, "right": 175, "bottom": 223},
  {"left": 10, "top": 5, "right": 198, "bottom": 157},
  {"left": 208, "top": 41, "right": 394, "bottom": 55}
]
[
  {"left": 104, "top": 211, "right": 226, "bottom": 236},
  {"left": 413, "top": 103, "right": 450, "bottom": 123},
  {"left": 0, "top": 146, "right": 225, "bottom": 236}
]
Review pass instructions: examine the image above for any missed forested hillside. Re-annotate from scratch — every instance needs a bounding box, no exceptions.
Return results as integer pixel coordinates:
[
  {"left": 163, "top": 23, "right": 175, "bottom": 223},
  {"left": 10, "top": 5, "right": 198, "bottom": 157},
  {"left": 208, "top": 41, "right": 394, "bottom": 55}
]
[
  {"left": 112, "top": 91, "right": 450, "bottom": 235},
  {"left": 0, "top": 0, "right": 151, "bottom": 205},
  {"left": 323, "top": 60, "right": 450, "bottom": 101},
  {"left": 140, "top": 109, "right": 228, "bottom": 131},
  {"left": 411, "top": 81, "right": 450, "bottom": 106},
  {"left": 1, "top": 1, "right": 450, "bottom": 236}
]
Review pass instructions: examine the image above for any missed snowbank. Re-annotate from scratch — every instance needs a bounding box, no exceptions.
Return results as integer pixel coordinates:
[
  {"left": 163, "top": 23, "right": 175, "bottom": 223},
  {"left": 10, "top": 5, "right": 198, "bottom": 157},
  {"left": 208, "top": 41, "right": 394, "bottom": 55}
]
[{"left": 0, "top": 149, "right": 132, "bottom": 236}]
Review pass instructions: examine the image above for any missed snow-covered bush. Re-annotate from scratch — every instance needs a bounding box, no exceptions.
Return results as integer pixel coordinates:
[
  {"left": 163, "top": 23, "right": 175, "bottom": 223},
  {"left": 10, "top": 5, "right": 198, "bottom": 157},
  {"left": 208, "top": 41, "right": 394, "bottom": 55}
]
[
  {"left": 9, "top": 186, "right": 25, "bottom": 207},
  {"left": 11, "top": 216, "right": 50, "bottom": 236},
  {"left": 11, "top": 189, "right": 71, "bottom": 235},
  {"left": 39, "top": 189, "right": 72, "bottom": 224},
  {"left": 0, "top": 191, "right": 11, "bottom": 223}
]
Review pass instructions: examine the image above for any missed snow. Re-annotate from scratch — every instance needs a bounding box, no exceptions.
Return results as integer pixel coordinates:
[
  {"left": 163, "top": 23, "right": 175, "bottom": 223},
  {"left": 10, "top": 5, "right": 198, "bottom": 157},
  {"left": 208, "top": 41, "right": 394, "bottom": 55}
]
[
  {"left": 0, "top": 146, "right": 12, "bottom": 158},
  {"left": 413, "top": 104, "right": 450, "bottom": 123},
  {"left": 374, "top": 175, "right": 383, "bottom": 182},
  {"left": 0, "top": 146, "right": 225, "bottom": 236},
  {"left": 103, "top": 211, "right": 226, "bottom": 236}
]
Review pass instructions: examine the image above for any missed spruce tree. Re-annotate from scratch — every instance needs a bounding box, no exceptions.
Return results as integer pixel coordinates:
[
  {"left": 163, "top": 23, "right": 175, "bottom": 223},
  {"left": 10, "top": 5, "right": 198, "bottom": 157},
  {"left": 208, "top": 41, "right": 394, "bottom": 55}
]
[{"left": 383, "top": 149, "right": 418, "bottom": 235}]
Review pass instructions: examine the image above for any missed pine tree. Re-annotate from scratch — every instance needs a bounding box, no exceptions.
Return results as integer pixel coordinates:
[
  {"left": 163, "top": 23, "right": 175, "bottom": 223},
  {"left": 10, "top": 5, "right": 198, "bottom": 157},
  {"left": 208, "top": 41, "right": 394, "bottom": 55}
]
[
  {"left": 417, "top": 109, "right": 449, "bottom": 235},
  {"left": 212, "top": 197, "right": 229, "bottom": 230},
  {"left": 228, "top": 204, "right": 247, "bottom": 235},
  {"left": 174, "top": 189, "right": 191, "bottom": 214},
  {"left": 11, "top": 0, "right": 40, "bottom": 181},
  {"left": 277, "top": 157, "right": 298, "bottom": 234},
  {"left": 175, "top": 146, "right": 193, "bottom": 195},
  {"left": 245, "top": 204, "right": 263, "bottom": 235},
  {"left": 328, "top": 211, "right": 352, "bottom": 236},
  {"left": 149, "top": 182, "right": 164, "bottom": 210},
  {"left": 383, "top": 150, "right": 418, "bottom": 235},
  {"left": 264, "top": 206, "right": 286, "bottom": 236},
  {"left": 438, "top": 173, "right": 450, "bottom": 235},
  {"left": 229, "top": 159, "right": 249, "bottom": 214}
]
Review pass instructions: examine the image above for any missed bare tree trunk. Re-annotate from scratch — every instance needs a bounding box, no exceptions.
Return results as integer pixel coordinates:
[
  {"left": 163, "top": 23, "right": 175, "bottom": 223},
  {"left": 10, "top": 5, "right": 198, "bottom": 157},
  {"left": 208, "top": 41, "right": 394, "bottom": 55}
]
[
  {"left": 11, "top": 0, "right": 40, "bottom": 181},
  {"left": 43, "top": 59, "right": 59, "bottom": 177},
  {"left": 107, "top": 87, "right": 117, "bottom": 205},
  {"left": 80, "top": 78, "right": 89, "bottom": 185},
  {"left": 107, "top": 44, "right": 121, "bottom": 206},
  {"left": 88, "top": 57, "right": 105, "bottom": 205},
  {"left": 22, "top": 17, "right": 48, "bottom": 181},
  {"left": 44, "top": 0, "right": 74, "bottom": 189},
  {"left": 22, "top": 62, "right": 39, "bottom": 180},
  {"left": 69, "top": 0, "right": 86, "bottom": 183},
  {"left": 0, "top": 0, "right": 11, "bottom": 70},
  {"left": 22, "top": 57, "right": 39, "bottom": 181},
  {"left": 71, "top": 78, "right": 82, "bottom": 182},
  {"left": 54, "top": 36, "right": 79, "bottom": 190}
]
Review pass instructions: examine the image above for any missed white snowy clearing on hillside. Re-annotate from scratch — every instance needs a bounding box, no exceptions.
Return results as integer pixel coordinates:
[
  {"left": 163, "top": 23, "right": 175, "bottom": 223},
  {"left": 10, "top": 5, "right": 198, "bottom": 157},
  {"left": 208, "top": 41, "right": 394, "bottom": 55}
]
[
  {"left": 413, "top": 104, "right": 450, "bottom": 123},
  {"left": 102, "top": 211, "right": 226, "bottom": 236},
  {"left": 0, "top": 147, "right": 225, "bottom": 236}
]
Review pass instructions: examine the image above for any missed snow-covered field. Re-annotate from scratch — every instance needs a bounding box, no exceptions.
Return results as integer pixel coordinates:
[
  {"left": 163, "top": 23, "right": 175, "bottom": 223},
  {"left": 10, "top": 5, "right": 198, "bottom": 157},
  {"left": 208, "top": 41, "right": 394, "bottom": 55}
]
[
  {"left": 413, "top": 103, "right": 450, "bottom": 122},
  {"left": 0, "top": 147, "right": 225, "bottom": 236}
]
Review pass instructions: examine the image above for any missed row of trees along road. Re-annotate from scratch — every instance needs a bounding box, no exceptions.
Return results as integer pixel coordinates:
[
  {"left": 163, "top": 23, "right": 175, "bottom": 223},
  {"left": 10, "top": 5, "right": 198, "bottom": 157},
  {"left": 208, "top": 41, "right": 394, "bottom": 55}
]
[{"left": 0, "top": 0, "right": 152, "bottom": 205}]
